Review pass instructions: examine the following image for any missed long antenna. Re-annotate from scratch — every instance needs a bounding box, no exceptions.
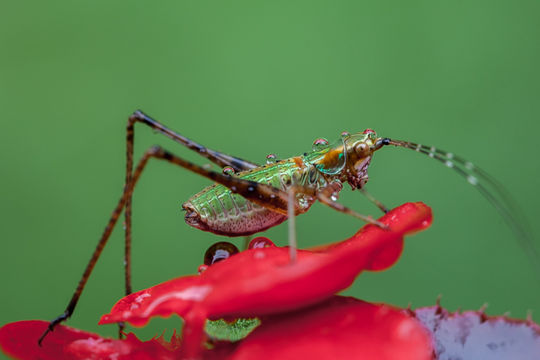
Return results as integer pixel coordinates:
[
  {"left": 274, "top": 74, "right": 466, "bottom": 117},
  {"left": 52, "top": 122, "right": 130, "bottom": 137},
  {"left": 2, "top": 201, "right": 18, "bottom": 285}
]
[{"left": 383, "top": 138, "right": 539, "bottom": 276}]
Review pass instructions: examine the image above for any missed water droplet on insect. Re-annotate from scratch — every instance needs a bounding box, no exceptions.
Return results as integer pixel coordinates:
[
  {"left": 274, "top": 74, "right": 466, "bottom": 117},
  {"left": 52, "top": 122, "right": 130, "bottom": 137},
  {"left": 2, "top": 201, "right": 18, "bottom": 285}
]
[
  {"left": 248, "top": 237, "right": 276, "bottom": 249},
  {"left": 341, "top": 131, "right": 350, "bottom": 138},
  {"left": 222, "top": 166, "right": 235, "bottom": 175},
  {"left": 330, "top": 193, "right": 339, "bottom": 202},
  {"left": 266, "top": 153, "right": 277, "bottom": 164},
  {"left": 312, "top": 138, "right": 329, "bottom": 151},
  {"left": 298, "top": 196, "right": 309, "bottom": 209}
]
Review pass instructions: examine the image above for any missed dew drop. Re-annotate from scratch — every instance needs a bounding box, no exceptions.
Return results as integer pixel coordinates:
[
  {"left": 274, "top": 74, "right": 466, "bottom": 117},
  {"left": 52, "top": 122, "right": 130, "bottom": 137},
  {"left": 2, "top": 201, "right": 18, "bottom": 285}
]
[
  {"left": 312, "top": 138, "right": 329, "bottom": 151},
  {"left": 298, "top": 196, "right": 309, "bottom": 209},
  {"left": 222, "top": 166, "right": 235, "bottom": 176},
  {"left": 248, "top": 237, "right": 276, "bottom": 249},
  {"left": 266, "top": 153, "right": 277, "bottom": 164},
  {"left": 362, "top": 129, "right": 377, "bottom": 139},
  {"left": 204, "top": 242, "right": 239, "bottom": 266},
  {"left": 198, "top": 264, "right": 208, "bottom": 274}
]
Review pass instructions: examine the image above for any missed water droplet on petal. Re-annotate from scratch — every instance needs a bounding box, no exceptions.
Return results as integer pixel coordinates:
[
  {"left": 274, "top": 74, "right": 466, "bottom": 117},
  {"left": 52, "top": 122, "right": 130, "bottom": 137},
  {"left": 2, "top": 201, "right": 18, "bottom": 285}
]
[
  {"left": 312, "top": 138, "right": 329, "bottom": 151},
  {"left": 248, "top": 237, "right": 276, "bottom": 249},
  {"left": 198, "top": 264, "right": 208, "bottom": 274},
  {"left": 204, "top": 242, "right": 239, "bottom": 266},
  {"left": 266, "top": 153, "right": 277, "bottom": 164},
  {"left": 222, "top": 166, "right": 235, "bottom": 175}
]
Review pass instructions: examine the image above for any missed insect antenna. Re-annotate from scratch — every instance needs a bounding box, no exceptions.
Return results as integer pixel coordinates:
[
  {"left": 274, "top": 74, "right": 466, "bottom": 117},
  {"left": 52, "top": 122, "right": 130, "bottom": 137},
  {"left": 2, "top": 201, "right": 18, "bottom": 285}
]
[{"left": 386, "top": 139, "right": 539, "bottom": 276}]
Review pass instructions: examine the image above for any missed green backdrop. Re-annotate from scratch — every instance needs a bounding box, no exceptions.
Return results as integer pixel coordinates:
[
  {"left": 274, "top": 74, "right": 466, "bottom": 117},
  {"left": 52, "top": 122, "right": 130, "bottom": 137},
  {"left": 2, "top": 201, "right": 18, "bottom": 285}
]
[{"left": 1, "top": 0, "right": 539, "bottom": 355}]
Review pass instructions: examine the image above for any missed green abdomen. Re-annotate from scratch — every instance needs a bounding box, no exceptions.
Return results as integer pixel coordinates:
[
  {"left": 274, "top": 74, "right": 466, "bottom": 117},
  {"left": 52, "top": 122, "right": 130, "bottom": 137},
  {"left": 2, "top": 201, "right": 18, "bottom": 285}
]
[{"left": 183, "top": 160, "right": 309, "bottom": 236}]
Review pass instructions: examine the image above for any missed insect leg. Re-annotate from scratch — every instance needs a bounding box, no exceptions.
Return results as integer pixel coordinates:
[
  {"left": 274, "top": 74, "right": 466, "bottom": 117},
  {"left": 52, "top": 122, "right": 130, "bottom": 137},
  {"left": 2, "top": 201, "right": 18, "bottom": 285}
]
[
  {"left": 39, "top": 147, "right": 165, "bottom": 345},
  {"left": 359, "top": 188, "right": 389, "bottom": 213},
  {"left": 288, "top": 187, "right": 298, "bottom": 263},
  {"left": 122, "top": 111, "right": 262, "bottom": 335},
  {"left": 40, "top": 145, "right": 316, "bottom": 345},
  {"left": 317, "top": 191, "right": 388, "bottom": 229},
  {"left": 128, "top": 110, "right": 260, "bottom": 172}
]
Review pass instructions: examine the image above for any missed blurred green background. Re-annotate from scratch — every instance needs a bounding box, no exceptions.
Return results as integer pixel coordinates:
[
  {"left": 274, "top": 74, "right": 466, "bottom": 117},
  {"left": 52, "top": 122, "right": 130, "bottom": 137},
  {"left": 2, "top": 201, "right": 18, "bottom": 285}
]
[{"left": 1, "top": 0, "right": 539, "bottom": 354}]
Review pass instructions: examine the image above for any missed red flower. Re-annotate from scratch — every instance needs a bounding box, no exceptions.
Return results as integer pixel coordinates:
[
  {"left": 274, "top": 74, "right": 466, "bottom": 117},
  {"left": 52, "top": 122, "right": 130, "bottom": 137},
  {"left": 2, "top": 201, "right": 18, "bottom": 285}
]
[
  {"left": 2, "top": 201, "right": 539, "bottom": 359},
  {"left": 0, "top": 296, "right": 435, "bottom": 360},
  {"left": 1, "top": 202, "right": 433, "bottom": 360},
  {"left": 0, "top": 320, "right": 185, "bottom": 360},
  {"left": 98, "top": 202, "right": 432, "bottom": 358}
]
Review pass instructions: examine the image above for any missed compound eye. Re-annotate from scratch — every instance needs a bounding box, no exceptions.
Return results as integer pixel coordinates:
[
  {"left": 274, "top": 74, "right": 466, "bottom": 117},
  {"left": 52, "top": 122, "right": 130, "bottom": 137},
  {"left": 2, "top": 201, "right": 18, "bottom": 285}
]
[
  {"left": 355, "top": 143, "right": 368, "bottom": 155},
  {"left": 204, "top": 241, "right": 239, "bottom": 266}
]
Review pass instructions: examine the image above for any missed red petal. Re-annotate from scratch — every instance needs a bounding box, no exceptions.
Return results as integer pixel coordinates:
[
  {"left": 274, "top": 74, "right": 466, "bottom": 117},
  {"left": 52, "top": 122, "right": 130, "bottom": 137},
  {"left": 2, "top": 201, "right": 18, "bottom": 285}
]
[
  {"left": 0, "top": 320, "right": 179, "bottom": 360},
  {"left": 0, "top": 320, "right": 234, "bottom": 360},
  {"left": 100, "top": 202, "right": 431, "bottom": 358},
  {"left": 230, "top": 296, "right": 433, "bottom": 360},
  {"left": 99, "top": 275, "right": 203, "bottom": 327}
]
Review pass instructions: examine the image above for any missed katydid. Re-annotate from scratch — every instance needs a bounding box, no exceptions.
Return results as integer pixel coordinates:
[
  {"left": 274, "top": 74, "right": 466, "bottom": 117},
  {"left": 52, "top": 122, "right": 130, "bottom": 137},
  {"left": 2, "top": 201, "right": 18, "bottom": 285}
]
[{"left": 39, "top": 110, "right": 535, "bottom": 345}]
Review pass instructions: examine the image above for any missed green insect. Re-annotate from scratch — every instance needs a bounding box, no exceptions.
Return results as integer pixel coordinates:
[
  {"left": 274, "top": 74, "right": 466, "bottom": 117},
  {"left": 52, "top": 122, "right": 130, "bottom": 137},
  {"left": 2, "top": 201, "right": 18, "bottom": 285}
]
[{"left": 39, "top": 110, "right": 535, "bottom": 344}]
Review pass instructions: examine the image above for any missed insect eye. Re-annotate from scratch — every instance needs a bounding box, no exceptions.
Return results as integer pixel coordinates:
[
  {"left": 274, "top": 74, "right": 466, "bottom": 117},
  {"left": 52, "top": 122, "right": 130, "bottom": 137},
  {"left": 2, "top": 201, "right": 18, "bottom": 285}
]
[
  {"left": 355, "top": 143, "right": 368, "bottom": 155},
  {"left": 204, "top": 241, "right": 239, "bottom": 266}
]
